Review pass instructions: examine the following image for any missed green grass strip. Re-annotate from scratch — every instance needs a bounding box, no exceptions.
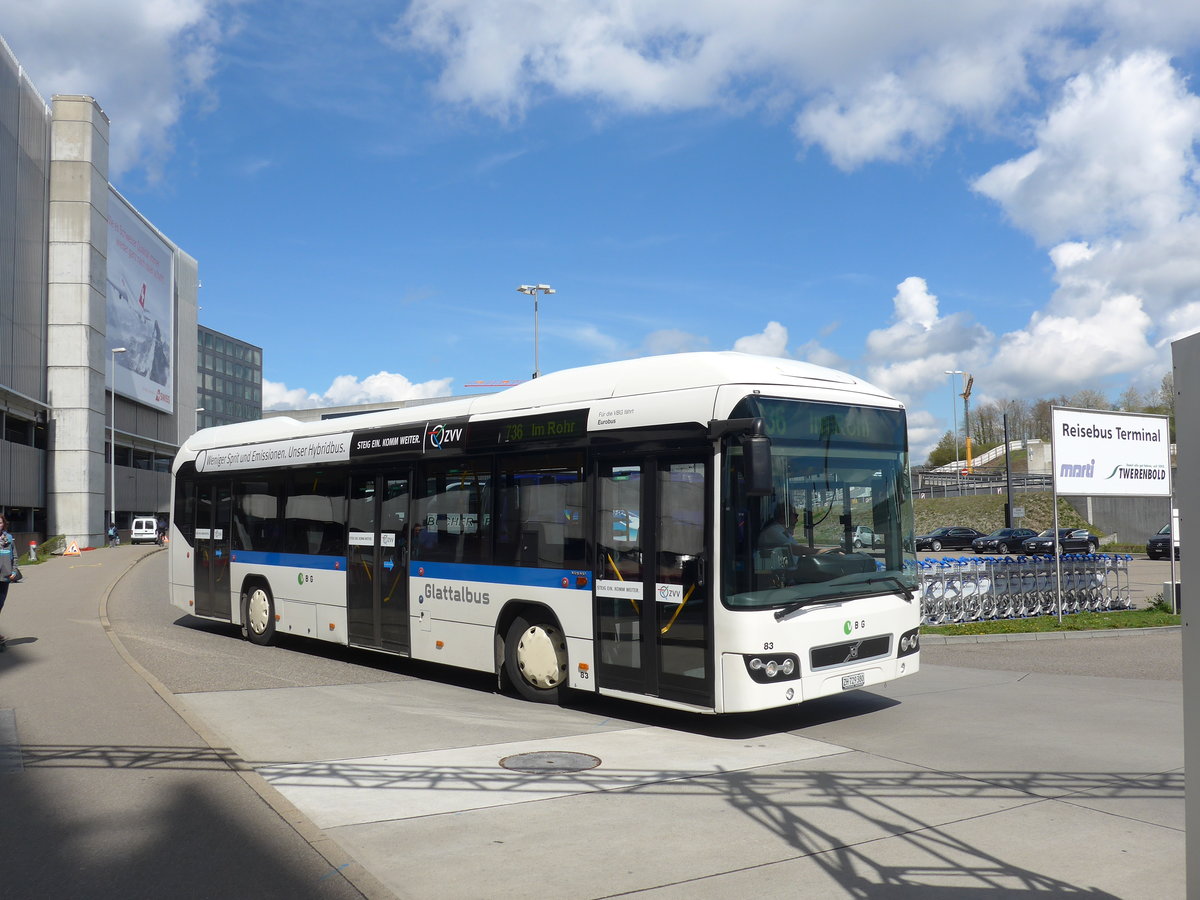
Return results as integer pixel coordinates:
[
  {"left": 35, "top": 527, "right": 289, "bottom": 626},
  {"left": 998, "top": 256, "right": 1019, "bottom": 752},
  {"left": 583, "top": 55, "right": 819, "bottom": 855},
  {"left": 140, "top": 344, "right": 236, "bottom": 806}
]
[{"left": 922, "top": 608, "right": 1180, "bottom": 635}]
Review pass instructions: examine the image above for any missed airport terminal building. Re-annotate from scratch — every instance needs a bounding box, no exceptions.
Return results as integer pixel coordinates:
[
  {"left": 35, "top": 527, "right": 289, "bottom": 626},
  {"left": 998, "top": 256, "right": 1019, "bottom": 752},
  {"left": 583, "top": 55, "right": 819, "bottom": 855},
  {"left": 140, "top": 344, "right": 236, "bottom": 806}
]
[{"left": 1, "top": 38, "right": 199, "bottom": 547}]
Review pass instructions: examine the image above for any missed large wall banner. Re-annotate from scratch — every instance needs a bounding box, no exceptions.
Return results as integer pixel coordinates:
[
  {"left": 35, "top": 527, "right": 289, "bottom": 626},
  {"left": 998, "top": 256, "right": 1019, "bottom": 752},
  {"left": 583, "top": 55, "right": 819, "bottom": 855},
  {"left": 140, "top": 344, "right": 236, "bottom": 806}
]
[
  {"left": 106, "top": 189, "right": 175, "bottom": 413},
  {"left": 1051, "top": 407, "right": 1171, "bottom": 497}
]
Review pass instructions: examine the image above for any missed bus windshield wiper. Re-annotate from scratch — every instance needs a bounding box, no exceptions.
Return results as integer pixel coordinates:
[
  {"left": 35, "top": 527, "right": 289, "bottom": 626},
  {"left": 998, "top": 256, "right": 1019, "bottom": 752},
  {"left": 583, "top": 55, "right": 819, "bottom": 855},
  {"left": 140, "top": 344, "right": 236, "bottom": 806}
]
[
  {"left": 772, "top": 594, "right": 855, "bottom": 621},
  {"left": 853, "top": 574, "right": 915, "bottom": 601},
  {"left": 772, "top": 575, "right": 915, "bottom": 621}
]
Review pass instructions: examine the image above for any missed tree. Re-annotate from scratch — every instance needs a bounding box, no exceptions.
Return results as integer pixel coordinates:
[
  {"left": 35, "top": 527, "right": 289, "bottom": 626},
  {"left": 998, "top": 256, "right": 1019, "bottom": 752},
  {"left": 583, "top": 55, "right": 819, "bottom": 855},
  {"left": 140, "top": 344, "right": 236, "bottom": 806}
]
[
  {"left": 1117, "top": 385, "right": 1144, "bottom": 412},
  {"left": 1066, "top": 388, "right": 1111, "bottom": 410},
  {"left": 970, "top": 399, "right": 1004, "bottom": 447},
  {"left": 925, "top": 430, "right": 959, "bottom": 468}
]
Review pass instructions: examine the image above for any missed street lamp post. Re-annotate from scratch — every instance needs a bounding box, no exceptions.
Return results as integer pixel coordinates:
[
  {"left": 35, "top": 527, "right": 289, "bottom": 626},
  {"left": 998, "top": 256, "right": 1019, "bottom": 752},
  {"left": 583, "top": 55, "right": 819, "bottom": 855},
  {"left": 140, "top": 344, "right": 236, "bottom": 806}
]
[
  {"left": 516, "top": 283, "right": 556, "bottom": 378},
  {"left": 110, "top": 347, "right": 127, "bottom": 531},
  {"left": 945, "top": 370, "right": 963, "bottom": 496}
]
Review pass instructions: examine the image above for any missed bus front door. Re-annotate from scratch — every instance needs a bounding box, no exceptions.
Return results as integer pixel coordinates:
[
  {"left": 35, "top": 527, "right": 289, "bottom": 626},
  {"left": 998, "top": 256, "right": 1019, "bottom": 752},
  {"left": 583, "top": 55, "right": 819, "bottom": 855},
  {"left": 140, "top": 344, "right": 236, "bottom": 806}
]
[
  {"left": 348, "top": 473, "right": 411, "bottom": 652},
  {"left": 193, "top": 481, "right": 232, "bottom": 619},
  {"left": 595, "top": 455, "right": 711, "bottom": 707}
]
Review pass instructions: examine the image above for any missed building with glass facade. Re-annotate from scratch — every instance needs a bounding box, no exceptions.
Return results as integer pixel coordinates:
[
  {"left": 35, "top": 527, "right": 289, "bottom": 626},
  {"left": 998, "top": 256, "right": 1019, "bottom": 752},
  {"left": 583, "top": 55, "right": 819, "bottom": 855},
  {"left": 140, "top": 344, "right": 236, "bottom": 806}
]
[
  {"left": 197, "top": 326, "right": 262, "bottom": 429},
  {"left": 0, "top": 36, "right": 199, "bottom": 546}
]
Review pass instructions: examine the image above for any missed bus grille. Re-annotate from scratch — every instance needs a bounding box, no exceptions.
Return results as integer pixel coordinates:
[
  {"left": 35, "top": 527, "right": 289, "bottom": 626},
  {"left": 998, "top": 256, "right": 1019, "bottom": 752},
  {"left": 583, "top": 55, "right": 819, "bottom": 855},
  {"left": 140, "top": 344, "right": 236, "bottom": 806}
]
[{"left": 810, "top": 635, "right": 891, "bottom": 671}]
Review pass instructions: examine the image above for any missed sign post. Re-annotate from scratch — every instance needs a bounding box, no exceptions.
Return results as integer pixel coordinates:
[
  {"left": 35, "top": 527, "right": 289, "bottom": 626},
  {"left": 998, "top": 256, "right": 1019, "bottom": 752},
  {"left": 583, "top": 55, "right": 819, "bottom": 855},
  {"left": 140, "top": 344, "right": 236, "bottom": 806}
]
[{"left": 1050, "top": 407, "right": 1172, "bottom": 622}]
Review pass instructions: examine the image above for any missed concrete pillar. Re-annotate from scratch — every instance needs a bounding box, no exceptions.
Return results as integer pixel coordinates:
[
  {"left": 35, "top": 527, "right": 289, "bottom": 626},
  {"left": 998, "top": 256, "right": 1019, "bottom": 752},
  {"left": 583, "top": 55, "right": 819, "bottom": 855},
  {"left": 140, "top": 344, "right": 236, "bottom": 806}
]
[
  {"left": 47, "top": 95, "right": 109, "bottom": 548},
  {"left": 1172, "top": 331, "right": 1198, "bottom": 897}
]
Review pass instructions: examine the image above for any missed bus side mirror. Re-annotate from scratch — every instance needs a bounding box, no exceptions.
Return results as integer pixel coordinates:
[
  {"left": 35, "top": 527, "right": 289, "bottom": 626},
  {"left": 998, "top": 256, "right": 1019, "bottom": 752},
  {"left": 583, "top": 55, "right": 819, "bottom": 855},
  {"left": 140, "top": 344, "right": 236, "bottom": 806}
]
[
  {"left": 708, "top": 416, "right": 773, "bottom": 496},
  {"left": 743, "top": 432, "right": 772, "bottom": 496}
]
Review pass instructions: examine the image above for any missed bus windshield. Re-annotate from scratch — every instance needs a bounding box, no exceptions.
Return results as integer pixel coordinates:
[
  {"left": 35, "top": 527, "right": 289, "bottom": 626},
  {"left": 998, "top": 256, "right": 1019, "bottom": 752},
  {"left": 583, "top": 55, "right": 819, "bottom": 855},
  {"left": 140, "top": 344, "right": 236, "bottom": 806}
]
[{"left": 722, "top": 396, "right": 917, "bottom": 610}]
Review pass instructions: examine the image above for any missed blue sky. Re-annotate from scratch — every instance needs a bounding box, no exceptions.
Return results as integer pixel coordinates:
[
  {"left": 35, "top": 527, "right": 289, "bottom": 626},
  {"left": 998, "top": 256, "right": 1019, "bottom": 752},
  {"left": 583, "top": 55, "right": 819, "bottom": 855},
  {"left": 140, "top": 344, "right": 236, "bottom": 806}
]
[{"left": 5, "top": 2, "right": 1200, "bottom": 458}]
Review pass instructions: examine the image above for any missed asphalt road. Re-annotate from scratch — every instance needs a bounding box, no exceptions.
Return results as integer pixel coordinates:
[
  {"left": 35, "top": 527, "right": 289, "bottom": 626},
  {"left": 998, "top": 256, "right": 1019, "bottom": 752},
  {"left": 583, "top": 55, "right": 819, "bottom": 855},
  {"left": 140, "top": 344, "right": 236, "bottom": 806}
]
[{"left": 96, "top": 550, "right": 1183, "bottom": 899}]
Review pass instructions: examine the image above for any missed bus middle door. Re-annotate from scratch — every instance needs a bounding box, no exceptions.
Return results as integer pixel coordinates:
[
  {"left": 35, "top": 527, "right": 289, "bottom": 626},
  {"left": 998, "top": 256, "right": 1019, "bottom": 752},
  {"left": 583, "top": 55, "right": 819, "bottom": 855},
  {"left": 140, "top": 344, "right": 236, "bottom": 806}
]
[
  {"left": 193, "top": 480, "right": 232, "bottom": 620},
  {"left": 348, "top": 472, "right": 411, "bottom": 652},
  {"left": 595, "top": 454, "right": 712, "bottom": 707}
]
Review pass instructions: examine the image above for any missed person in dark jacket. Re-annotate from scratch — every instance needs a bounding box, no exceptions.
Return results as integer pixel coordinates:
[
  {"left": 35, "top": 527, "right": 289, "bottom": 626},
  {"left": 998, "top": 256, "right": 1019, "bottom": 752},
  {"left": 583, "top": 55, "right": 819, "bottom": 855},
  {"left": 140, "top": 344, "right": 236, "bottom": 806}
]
[{"left": 0, "top": 513, "right": 16, "bottom": 646}]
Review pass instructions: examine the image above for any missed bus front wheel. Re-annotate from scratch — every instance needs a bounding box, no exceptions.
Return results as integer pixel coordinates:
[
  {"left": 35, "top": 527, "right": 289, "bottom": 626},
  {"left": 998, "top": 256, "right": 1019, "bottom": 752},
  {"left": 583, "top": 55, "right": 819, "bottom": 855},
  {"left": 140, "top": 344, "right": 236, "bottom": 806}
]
[
  {"left": 504, "top": 614, "right": 567, "bottom": 703},
  {"left": 244, "top": 583, "right": 276, "bottom": 646}
]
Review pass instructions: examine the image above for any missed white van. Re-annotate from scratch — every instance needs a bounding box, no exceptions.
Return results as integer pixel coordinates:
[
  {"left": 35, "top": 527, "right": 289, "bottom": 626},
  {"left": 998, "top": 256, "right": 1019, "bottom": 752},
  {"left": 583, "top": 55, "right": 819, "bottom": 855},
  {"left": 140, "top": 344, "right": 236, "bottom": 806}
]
[{"left": 131, "top": 517, "right": 159, "bottom": 544}]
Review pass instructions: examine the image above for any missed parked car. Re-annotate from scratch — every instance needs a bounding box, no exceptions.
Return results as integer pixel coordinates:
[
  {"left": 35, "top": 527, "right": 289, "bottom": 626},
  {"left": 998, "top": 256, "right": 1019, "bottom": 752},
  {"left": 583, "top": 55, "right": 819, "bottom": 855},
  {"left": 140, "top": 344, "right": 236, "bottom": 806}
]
[
  {"left": 915, "top": 526, "right": 985, "bottom": 551},
  {"left": 850, "top": 525, "right": 879, "bottom": 549},
  {"left": 971, "top": 527, "right": 1038, "bottom": 554},
  {"left": 1146, "top": 523, "right": 1180, "bottom": 560},
  {"left": 1021, "top": 528, "right": 1099, "bottom": 555}
]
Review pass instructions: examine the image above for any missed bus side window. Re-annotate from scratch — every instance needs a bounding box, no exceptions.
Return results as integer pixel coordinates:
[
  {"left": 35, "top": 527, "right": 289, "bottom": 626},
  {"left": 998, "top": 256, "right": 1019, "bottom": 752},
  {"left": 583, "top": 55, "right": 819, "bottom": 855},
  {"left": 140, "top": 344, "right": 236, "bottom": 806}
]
[
  {"left": 414, "top": 463, "right": 492, "bottom": 565},
  {"left": 233, "top": 477, "right": 283, "bottom": 552},
  {"left": 174, "top": 476, "right": 196, "bottom": 544},
  {"left": 284, "top": 472, "right": 346, "bottom": 557},
  {"left": 599, "top": 464, "right": 642, "bottom": 582},
  {"left": 496, "top": 453, "right": 585, "bottom": 569}
]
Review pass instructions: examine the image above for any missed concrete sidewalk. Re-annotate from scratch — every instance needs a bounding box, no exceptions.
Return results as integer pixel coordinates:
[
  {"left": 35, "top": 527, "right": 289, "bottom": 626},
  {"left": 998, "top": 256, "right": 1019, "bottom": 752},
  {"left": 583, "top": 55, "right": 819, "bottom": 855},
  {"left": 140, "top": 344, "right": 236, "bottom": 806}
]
[
  {"left": 0, "top": 546, "right": 379, "bottom": 899},
  {"left": 1, "top": 549, "right": 1187, "bottom": 898}
]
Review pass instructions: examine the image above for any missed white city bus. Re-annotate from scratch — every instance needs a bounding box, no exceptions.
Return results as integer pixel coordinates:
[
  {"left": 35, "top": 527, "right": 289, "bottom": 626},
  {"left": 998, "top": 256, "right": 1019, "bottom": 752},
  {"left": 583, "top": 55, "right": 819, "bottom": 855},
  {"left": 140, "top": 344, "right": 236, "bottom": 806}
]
[{"left": 169, "top": 352, "right": 920, "bottom": 714}]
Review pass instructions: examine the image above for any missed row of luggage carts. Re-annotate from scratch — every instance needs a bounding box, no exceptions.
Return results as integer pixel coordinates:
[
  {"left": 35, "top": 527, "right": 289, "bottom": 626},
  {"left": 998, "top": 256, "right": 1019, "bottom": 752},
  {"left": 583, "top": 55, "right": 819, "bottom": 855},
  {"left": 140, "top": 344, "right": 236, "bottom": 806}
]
[{"left": 917, "top": 555, "right": 1134, "bottom": 625}]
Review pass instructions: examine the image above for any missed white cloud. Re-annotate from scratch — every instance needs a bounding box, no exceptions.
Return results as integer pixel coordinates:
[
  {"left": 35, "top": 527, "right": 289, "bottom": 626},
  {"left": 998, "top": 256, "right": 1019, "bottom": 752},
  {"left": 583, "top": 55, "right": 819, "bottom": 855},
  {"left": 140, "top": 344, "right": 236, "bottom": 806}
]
[
  {"left": 794, "top": 74, "right": 949, "bottom": 171},
  {"left": 904, "top": 408, "right": 945, "bottom": 462},
  {"left": 641, "top": 329, "right": 709, "bottom": 355},
  {"left": 262, "top": 379, "right": 314, "bottom": 410},
  {"left": 1, "top": 0, "right": 223, "bottom": 180},
  {"left": 794, "top": 338, "right": 844, "bottom": 370},
  {"left": 264, "top": 371, "right": 454, "bottom": 411},
  {"left": 973, "top": 51, "right": 1200, "bottom": 245},
  {"left": 865, "top": 277, "right": 990, "bottom": 363},
  {"left": 395, "top": 1, "right": 1148, "bottom": 170},
  {"left": 733, "top": 321, "right": 789, "bottom": 357},
  {"left": 988, "top": 293, "right": 1156, "bottom": 395}
]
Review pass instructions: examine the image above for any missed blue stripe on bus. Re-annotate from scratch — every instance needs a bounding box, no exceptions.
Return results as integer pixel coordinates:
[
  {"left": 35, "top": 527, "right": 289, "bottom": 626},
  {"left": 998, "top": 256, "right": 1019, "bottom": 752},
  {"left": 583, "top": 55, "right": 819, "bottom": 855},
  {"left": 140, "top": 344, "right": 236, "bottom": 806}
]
[
  {"left": 225, "top": 551, "right": 590, "bottom": 589},
  {"left": 230, "top": 550, "right": 347, "bottom": 570},
  {"left": 411, "top": 560, "right": 591, "bottom": 590}
]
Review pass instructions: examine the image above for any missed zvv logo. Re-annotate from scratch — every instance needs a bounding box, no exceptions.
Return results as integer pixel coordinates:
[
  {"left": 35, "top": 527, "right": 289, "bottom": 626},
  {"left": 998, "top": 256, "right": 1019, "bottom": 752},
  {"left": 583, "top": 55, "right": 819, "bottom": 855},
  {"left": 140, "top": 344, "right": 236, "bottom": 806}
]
[{"left": 427, "top": 424, "right": 463, "bottom": 448}]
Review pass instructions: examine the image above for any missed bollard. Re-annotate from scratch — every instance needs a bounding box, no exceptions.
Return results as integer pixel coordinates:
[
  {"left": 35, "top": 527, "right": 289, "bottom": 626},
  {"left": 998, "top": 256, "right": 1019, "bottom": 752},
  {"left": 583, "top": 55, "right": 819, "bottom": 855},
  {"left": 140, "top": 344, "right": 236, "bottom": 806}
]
[{"left": 28, "top": 540, "right": 37, "bottom": 562}]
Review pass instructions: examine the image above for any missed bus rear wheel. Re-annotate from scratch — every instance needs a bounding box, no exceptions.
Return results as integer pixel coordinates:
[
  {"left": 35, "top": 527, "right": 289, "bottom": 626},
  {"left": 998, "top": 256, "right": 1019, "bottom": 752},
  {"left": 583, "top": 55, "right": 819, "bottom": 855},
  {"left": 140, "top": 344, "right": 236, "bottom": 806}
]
[
  {"left": 244, "top": 583, "right": 276, "bottom": 646},
  {"left": 504, "top": 614, "right": 567, "bottom": 703}
]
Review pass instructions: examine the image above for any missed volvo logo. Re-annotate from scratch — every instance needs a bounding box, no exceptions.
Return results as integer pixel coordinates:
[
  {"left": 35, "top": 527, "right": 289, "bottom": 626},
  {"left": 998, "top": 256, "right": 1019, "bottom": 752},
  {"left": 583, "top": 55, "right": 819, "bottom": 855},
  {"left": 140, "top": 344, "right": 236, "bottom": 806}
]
[{"left": 845, "top": 641, "right": 863, "bottom": 662}]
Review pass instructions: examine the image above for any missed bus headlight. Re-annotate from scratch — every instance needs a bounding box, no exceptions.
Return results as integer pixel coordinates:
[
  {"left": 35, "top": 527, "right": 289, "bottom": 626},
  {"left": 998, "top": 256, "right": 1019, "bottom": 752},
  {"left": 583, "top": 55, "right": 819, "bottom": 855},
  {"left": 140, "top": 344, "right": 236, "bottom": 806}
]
[
  {"left": 744, "top": 653, "right": 800, "bottom": 683},
  {"left": 897, "top": 627, "right": 920, "bottom": 658}
]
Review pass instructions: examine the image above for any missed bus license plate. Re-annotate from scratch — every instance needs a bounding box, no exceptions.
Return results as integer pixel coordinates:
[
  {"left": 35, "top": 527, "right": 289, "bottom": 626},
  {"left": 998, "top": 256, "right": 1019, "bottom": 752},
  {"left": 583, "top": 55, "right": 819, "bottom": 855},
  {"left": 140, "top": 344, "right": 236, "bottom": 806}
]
[{"left": 841, "top": 672, "right": 865, "bottom": 690}]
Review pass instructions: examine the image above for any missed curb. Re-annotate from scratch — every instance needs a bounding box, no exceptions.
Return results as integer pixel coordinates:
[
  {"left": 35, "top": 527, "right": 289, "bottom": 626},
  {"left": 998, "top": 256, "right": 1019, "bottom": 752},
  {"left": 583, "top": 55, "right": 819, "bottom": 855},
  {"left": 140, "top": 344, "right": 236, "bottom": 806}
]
[
  {"left": 97, "top": 549, "right": 396, "bottom": 900},
  {"left": 920, "top": 625, "right": 1182, "bottom": 645}
]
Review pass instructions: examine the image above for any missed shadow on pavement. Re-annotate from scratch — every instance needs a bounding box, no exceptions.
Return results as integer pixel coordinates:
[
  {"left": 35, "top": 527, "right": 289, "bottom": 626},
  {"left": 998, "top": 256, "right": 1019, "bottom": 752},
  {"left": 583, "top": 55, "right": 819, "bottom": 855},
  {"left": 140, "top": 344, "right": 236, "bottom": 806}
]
[{"left": 0, "top": 750, "right": 364, "bottom": 898}]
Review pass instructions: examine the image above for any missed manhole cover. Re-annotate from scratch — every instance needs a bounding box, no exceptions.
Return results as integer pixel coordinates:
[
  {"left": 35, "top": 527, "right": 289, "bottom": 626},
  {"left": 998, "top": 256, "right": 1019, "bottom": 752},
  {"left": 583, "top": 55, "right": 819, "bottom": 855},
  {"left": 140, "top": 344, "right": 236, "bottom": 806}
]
[{"left": 499, "top": 751, "right": 601, "bottom": 774}]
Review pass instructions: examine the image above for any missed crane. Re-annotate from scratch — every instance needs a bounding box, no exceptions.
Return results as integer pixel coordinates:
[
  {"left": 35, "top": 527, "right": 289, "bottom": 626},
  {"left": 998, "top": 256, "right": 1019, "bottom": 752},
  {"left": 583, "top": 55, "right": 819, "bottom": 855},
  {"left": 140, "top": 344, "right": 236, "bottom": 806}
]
[{"left": 960, "top": 374, "right": 974, "bottom": 473}]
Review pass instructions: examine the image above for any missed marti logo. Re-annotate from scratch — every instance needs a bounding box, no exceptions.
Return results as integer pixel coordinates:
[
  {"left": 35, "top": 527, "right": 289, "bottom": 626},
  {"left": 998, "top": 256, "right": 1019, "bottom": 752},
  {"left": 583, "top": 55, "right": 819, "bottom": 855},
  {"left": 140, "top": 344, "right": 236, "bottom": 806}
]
[
  {"left": 1059, "top": 458, "right": 1095, "bottom": 479},
  {"left": 427, "top": 423, "right": 463, "bottom": 449}
]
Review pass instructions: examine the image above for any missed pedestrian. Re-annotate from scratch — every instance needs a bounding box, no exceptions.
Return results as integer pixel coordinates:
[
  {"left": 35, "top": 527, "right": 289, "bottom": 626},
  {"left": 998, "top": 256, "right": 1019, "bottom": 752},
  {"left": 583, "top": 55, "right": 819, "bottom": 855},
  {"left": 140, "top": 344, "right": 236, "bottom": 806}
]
[
  {"left": 0, "top": 513, "right": 16, "bottom": 647},
  {"left": 108, "top": 522, "right": 119, "bottom": 547}
]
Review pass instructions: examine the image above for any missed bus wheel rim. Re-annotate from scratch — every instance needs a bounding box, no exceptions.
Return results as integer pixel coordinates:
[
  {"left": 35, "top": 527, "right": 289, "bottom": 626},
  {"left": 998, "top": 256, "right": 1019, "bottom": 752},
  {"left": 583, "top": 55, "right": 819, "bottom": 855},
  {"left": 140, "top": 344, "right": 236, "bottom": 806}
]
[
  {"left": 516, "top": 623, "right": 566, "bottom": 689},
  {"left": 247, "top": 589, "right": 270, "bottom": 634}
]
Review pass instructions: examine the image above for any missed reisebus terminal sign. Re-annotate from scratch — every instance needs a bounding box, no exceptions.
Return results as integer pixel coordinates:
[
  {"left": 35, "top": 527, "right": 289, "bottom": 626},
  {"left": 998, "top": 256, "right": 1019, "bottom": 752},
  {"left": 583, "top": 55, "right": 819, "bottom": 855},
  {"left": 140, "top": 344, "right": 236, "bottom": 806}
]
[{"left": 1051, "top": 408, "right": 1171, "bottom": 497}]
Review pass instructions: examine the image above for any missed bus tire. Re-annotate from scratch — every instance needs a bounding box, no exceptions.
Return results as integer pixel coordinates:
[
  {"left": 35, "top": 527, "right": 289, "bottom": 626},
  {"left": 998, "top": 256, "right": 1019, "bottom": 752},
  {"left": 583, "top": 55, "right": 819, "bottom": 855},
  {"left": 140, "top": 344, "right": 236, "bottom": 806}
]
[
  {"left": 504, "top": 614, "right": 567, "bottom": 703},
  {"left": 244, "top": 582, "right": 276, "bottom": 646}
]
